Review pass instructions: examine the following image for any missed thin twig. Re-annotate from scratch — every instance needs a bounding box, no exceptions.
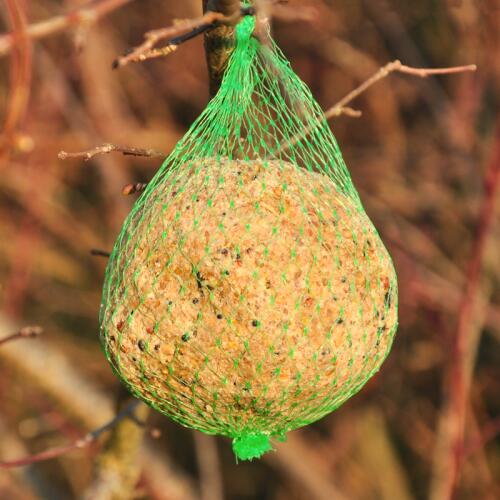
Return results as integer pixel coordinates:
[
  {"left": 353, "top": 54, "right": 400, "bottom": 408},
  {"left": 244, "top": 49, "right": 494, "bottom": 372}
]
[
  {"left": 0, "top": 326, "right": 43, "bottom": 347},
  {"left": 58, "top": 143, "right": 165, "bottom": 161},
  {"left": 326, "top": 60, "right": 477, "bottom": 119},
  {"left": 0, "top": 400, "right": 140, "bottom": 468},
  {"left": 0, "top": 0, "right": 135, "bottom": 57},
  {"left": 282, "top": 60, "right": 477, "bottom": 151}
]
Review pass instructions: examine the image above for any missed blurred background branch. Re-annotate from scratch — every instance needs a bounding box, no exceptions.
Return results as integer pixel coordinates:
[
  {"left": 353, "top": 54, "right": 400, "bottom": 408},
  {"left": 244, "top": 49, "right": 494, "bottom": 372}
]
[
  {"left": 431, "top": 120, "right": 500, "bottom": 500},
  {"left": 0, "top": 325, "right": 42, "bottom": 347},
  {"left": 0, "top": 0, "right": 136, "bottom": 58}
]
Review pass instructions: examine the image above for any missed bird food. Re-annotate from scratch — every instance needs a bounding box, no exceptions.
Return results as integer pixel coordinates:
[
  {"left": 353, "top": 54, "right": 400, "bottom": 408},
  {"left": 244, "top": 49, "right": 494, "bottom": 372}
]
[{"left": 100, "top": 13, "right": 398, "bottom": 461}]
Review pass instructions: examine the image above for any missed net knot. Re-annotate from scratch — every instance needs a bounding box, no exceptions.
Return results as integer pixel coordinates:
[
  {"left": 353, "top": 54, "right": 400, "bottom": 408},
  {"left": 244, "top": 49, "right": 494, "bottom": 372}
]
[
  {"left": 232, "top": 432, "right": 273, "bottom": 461},
  {"left": 236, "top": 14, "right": 256, "bottom": 42}
]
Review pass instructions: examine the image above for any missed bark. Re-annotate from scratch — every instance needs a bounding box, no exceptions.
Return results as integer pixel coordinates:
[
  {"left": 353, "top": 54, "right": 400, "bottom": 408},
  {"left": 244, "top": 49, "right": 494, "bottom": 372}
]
[{"left": 203, "top": 0, "right": 240, "bottom": 96}]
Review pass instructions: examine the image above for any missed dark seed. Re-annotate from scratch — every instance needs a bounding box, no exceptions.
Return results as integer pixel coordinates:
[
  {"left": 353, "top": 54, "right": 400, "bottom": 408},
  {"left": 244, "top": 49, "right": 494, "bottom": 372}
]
[
  {"left": 192, "top": 298, "right": 199, "bottom": 304},
  {"left": 154, "top": 344, "right": 161, "bottom": 351},
  {"left": 138, "top": 340, "right": 146, "bottom": 351},
  {"left": 221, "top": 248, "right": 229, "bottom": 256},
  {"left": 341, "top": 277, "right": 347, "bottom": 283},
  {"left": 182, "top": 334, "right": 190, "bottom": 342},
  {"left": 252, "top": 320, "right": 259, "bottom": 327},
  {"left": 216, "top": 314, "right": 223, "bottom": 320}
]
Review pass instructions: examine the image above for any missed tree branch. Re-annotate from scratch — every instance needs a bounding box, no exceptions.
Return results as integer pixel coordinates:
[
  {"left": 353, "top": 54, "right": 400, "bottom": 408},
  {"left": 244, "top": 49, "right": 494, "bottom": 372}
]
[
  {"left": 58, "top": 143, "right": 165, "bottom": 161},
  {"left": 1, "top": 0, "right": 33, "bottom": 156},
  {"left": 113, "top": 11, "right": 228, "bottom": 69},
  {"left": 284, "top": 60, "right": 477, "bottom": 150},
  {"left": 0, "top": 326, "right": 43, "bottom": 347},
  {"left": 82, "top": 396, "right": 149, "bottom": 500},
  {"left": 0, "top": 0, "right": 136, "bottom": 58},
  {"left": 0, "top": 400, "right": 140, "bottom": 468},
  {"left": 326, "top": 59, "right": 477, "bottom": 119}
]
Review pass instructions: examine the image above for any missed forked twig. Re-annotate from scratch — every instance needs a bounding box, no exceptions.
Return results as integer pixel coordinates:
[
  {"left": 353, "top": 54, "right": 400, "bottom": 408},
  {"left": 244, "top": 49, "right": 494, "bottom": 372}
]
[
  {"left": 326, "top": 60, "right": 477, "bottom": 119},
  {"left": 282, "top": 60, "right": 477, "bottom": 151}
]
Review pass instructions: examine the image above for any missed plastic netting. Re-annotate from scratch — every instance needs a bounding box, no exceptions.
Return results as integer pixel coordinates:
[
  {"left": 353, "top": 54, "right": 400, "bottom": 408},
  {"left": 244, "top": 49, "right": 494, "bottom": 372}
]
[{"left": 99, "top": 13, "right": 398, "bottom": 461}]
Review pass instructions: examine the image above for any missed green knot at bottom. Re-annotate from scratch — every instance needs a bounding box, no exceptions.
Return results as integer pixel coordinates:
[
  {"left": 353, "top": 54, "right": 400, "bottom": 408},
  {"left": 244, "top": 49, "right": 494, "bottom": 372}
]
[{"left": 232, "top": 433, "right": 273, "bottom": 461}]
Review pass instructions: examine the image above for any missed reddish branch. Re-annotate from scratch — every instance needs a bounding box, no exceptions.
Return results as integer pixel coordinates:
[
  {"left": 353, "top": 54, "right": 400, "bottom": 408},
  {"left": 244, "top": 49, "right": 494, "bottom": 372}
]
[
  {"left": 465, "top": 416, "right": 500, "bottom": 458},
  {"left": 0, "top": 0, "right": 135, "bottom": 57},
  {"left": 0, "top": 326, "right": 43, "bottom": 347},
  {"left": 0, "top": 400, "right": 140, "bottom": 468},
  {"left": 1, "top": 0, "right": 33, "bottom": 156},
  {"left": 432, "top": 121, "right": 500, "bottom": 499}
]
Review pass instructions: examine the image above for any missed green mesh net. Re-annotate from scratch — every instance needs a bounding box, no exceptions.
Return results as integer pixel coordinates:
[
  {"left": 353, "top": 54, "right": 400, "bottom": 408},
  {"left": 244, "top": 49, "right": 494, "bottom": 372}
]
[{"left": 99, "top": 13, "right": 398, "bottom": 461}]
